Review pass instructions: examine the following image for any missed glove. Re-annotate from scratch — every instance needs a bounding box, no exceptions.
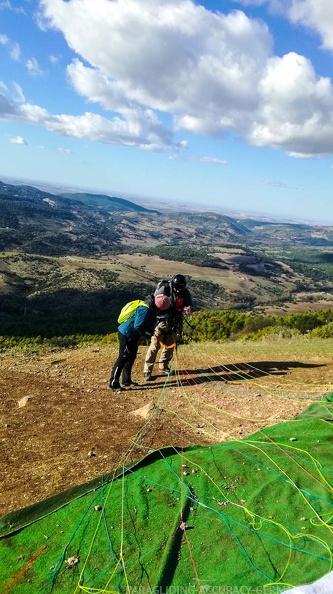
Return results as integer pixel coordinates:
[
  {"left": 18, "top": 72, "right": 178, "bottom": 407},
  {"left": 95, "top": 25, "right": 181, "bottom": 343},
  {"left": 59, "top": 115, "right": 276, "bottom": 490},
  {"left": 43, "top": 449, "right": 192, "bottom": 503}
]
[{"left": 157, "top": 320, "right": 169, "bottom": 331}]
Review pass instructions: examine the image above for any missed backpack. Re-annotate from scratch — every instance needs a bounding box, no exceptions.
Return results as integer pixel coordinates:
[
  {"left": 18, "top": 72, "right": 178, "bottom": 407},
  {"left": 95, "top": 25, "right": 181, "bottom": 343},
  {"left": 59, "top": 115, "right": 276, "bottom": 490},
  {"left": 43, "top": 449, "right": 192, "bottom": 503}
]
[
  {"left": 155, "top": 279, "right": 171, "bottom": 296},
  {"left": 117, "top": 300, "right": 149, "bottom": 324}
]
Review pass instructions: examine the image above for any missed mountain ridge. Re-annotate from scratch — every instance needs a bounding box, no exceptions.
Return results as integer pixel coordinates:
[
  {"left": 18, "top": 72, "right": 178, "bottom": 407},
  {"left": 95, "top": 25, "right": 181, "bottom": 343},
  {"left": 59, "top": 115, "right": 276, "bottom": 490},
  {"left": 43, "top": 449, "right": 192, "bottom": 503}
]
[{"left": 2, "top": 179, "right": 333, "bottom": 337}]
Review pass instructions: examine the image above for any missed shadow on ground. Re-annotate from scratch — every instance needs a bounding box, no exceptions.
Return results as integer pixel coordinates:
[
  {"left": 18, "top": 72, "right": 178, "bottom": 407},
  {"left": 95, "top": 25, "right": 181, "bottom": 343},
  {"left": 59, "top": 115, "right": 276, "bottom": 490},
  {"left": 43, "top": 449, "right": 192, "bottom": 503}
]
[{"left": 136, "top": 360, "right": 326, "bottom": 389}]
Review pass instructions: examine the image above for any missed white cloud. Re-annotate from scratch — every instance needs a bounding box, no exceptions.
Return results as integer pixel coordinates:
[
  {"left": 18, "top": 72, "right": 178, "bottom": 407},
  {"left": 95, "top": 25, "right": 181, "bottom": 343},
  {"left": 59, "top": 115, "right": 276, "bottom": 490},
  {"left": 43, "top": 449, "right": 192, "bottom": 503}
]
[
  {"left": 26, "top": 57, "right": 45, "bottom": 76},
  {"left": 43, "top": 1, "right": 271, "bottom": 118},
  {"left": 0, "top": 34, "right": 21, "bottom": 60},
  {"left": 267, "top": 180, "right": 298, "bottom": 189},
  {"left": 0, "top": 0, "right": 330, "bottom": 158},
  {"left": 12, "top": 82, "right": 25, "bottom": 102},
  {"left": 197, "top": 156, "right": 227, "bottom": 165},
  {"left": 9, "top": 135, "right": 27, "bottom": 144},
  {"left": 248, "top": 52, "right": 333, "bottom": 156},
  {"left": 288, "top": 0, "right": 333, "bottom": 51},
  {"left": 10, "top": 42, "right": 21, "bottom": 61},
  {"left": 287, "top": 151, "right": 320, "bottom": 159},
  {"left": 235, "top": 0, "right": 333, "bottom": 51},
  {"left": 58, "top": 147, "right": 72, "bottom": 153},
  {"left": 20, "top": 102, "right": 50, "bottom": 122},
  {"left": 66, "top": 59, "right": 130, "bottom": 111},
  {"left": 0, "top": 1, "right": 26, "bottom": 13},
  {"left": 0, "top": 92, "right": 19, "bottom": 116},
  {"left": 0, "top": 91, "right": 176, "bottom": 150},
  {"left": 48, "top": 108, "right": 176, "bottom": 151}
]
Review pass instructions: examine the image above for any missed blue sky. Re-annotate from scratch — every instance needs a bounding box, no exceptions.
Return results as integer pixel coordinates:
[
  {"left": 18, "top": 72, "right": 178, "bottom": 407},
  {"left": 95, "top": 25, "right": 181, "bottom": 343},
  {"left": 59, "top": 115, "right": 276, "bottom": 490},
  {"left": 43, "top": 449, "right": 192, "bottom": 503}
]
[{"left": 1, "top": 0, "right": 333, "bottom": 223}]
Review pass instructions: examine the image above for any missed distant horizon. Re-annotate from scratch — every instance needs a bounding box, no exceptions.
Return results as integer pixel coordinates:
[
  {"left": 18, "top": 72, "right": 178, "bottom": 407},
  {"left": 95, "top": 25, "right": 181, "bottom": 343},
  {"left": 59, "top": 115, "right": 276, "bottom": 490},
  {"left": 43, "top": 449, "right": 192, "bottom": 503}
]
[
  {"left": 1, "top": 1, "right": 333, "bottom": 227},
  {"left": 0, "top": 173, "right": 330, "bottom": 228}
]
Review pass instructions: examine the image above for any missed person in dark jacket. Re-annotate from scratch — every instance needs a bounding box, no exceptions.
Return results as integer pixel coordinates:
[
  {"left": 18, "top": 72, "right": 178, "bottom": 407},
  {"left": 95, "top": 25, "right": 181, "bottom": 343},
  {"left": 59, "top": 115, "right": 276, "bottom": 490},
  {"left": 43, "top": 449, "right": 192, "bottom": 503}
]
[
  {"left": 109, "top": 294, "right": 171, "bottom": 392},
  {"left": 143, "top": 274, "right": 193, "bottom": 380}
]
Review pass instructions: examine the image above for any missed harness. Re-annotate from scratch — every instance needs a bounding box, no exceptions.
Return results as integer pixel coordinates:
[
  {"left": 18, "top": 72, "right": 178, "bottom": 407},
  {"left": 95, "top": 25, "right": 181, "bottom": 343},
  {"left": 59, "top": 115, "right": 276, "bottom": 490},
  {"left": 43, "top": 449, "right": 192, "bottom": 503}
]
[
  {"left": 158, "top": 338, "right": 176, "bottom": 349},
  {"left": 155, "top": 281, "right": 192, "bottom": 348}
]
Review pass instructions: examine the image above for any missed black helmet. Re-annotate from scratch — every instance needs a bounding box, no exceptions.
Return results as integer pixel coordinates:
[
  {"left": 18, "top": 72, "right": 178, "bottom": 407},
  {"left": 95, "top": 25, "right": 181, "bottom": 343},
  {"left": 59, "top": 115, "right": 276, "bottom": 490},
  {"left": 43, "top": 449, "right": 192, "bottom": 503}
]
[{"left": 171, "top": 274, "right": 186, "bottom": 291}]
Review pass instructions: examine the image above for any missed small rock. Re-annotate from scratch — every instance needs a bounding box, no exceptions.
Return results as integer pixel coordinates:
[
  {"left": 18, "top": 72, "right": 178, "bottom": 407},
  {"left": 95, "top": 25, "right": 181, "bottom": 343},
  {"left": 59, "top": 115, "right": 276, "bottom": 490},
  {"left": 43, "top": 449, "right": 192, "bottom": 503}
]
[
  {"left": 65, "top": 556, "right": 79, "bottom": 569},
  {"left": 18, "top": 396, "right": 33, "bottom": 408}
]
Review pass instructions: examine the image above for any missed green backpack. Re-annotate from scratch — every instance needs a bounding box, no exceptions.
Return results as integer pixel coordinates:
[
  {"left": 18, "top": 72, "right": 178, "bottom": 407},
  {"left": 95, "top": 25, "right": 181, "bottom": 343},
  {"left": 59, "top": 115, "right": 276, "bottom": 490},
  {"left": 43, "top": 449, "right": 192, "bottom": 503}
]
[{"left": 117, "top": 299, "right": 149, "bottom": 324}]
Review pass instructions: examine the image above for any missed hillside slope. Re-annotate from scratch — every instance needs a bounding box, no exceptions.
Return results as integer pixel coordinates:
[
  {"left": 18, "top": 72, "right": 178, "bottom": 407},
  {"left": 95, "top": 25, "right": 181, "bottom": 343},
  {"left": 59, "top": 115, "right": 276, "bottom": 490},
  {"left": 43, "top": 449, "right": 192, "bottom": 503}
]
[
  {"left": 1, "top": 338, "right": 333, "bottom": 517},
  {"left": 2, "top": 179, "right": 333, "bottom": 333}
]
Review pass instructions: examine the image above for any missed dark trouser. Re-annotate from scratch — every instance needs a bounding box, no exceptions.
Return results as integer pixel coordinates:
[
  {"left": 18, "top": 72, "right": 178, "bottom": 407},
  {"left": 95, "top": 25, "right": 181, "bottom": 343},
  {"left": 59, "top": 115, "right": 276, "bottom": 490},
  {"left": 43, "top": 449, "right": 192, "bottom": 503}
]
[{"left": 109, "top": 332, "right": 138, "bottom": 386}]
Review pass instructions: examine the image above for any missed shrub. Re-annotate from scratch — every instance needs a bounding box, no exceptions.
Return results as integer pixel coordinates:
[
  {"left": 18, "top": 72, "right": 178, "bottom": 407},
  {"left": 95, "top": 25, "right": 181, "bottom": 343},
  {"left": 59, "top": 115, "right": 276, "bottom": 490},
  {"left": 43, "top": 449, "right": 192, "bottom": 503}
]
[
  {"left": 308, "top": 322, "right": 333, "bottom": 338},
  {"left": 247, "top": 326, "right": 302, "bottom": 341}
]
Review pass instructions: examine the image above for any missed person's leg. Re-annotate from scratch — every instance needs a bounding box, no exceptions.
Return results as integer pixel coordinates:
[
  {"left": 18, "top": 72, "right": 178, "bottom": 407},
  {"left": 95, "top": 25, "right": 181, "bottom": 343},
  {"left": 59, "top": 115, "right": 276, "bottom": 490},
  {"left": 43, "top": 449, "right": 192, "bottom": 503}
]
[
  {"left": 159, "top": 331, "right": 176, "bottom": 372},
  {"left": 121, "top": 339, "right": 139, "bottom": 384},
  {"left": 143, "top": 334, "right": 161, "bottom": 377},
  {"left": 109, "top": 332, "right": 128, "bottom": 389}
]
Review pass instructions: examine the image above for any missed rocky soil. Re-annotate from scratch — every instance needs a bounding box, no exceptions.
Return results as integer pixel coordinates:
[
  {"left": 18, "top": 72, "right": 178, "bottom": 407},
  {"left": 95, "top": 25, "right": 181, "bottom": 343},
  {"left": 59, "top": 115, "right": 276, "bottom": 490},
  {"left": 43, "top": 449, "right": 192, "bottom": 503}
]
[{"left": 1, "top": 340, "right": 332, "bottom": 518}]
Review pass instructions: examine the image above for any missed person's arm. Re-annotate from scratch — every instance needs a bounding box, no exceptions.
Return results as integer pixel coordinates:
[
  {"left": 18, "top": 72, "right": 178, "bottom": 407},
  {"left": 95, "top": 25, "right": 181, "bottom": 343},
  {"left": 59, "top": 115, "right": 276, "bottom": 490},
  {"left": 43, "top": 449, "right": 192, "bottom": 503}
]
[
  {"left": 183, "top": 289, "right": 194, "bottom": 309},
  {"left": 132, "top": 306, "right": 153, "bottom": 337}
]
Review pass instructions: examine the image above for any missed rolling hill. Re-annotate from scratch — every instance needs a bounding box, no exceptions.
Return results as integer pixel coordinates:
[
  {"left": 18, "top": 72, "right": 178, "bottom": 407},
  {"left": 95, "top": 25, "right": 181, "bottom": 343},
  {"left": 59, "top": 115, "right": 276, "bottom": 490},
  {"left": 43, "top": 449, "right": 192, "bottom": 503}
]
[{"left": 1, "top": 178, "right": 333, "bottom": 336}]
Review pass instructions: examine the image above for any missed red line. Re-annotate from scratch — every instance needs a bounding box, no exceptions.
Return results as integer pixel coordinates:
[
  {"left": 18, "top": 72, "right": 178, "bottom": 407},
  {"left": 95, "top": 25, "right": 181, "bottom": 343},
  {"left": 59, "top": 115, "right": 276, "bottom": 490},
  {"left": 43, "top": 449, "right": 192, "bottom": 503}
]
[{"left": 2, "top": 545, "right": 48, "bottom": 594}]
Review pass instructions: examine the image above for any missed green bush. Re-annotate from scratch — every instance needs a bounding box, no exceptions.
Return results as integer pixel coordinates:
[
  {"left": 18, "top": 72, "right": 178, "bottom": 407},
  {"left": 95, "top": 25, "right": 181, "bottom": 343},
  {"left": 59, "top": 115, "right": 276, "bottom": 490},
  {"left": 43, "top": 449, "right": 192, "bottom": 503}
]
[
  {"left": 246, "top": 326, "right": 302, "bottom": 341},
  {"left": 308, "top": 322, "right": 333, "bottom": 338},
  {"left": 0, "top": 332, "right": 118, "bottom": 353},
  {"left": 2, "top": 307, "right": 333, "bottom": 352}
]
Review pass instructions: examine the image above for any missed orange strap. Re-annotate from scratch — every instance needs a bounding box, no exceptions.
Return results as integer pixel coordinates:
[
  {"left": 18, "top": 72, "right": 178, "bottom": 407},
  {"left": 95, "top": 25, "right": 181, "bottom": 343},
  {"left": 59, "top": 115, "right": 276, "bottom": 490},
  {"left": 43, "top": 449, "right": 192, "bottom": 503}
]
[{"left": 158, "top": 339, "right": 176, "bottom": 349}]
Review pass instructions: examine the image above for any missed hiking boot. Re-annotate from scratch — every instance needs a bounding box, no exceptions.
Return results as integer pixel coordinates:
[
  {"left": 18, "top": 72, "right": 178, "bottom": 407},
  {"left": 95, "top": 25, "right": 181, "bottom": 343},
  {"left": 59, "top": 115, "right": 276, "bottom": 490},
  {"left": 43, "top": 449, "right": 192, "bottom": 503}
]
[
  {"left": 144, "top": 372, "right": 152, "bottom": 381},
  {"left": 109, "top": 380, "right": 125, "bottom": 393},
  {"left": 159, "top": 366, "right": 170, "bottom": 375},
  {"left": 122, "top": 380, "right": 139, "bottom": 387}
]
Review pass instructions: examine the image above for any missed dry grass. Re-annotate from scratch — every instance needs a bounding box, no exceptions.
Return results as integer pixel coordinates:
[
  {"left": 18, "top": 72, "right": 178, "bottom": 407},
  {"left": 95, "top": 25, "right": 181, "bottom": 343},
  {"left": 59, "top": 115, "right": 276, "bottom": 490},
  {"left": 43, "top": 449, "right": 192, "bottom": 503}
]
[
  {"left": 2, "top": 251, "right": 333, "bottom": 316},
  {"left": 1, "top": 337, "right": 333, "bottom": 517}
]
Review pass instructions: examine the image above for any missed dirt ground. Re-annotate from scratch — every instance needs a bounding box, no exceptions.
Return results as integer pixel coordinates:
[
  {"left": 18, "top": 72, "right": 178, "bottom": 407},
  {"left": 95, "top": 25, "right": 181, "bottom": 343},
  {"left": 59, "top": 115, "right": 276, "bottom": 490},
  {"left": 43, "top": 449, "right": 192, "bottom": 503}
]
[{"left": 1, "top": 340, "right": 333, "bottom": 518}]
